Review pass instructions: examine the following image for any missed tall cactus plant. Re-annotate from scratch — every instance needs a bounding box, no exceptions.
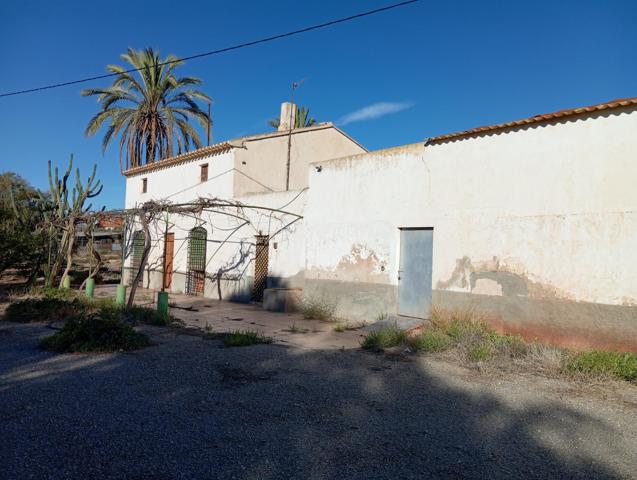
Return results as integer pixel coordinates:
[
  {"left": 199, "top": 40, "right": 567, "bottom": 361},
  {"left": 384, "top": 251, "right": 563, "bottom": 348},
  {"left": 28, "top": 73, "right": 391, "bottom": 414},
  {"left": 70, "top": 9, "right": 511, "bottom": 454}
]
[{"left": 42, "top": 155, "right": 103, "bottom": 288}]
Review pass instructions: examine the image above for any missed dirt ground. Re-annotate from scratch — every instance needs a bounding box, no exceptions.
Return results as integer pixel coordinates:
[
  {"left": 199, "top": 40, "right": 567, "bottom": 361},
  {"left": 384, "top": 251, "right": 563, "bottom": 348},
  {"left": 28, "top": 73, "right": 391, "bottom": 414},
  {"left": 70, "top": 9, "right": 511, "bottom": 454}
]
[
  {"left": 1, "top": 287, "right": 636, "bottom": 479},
  {"left": 96, "top": 285, "right": 366, "bottom": 350}
]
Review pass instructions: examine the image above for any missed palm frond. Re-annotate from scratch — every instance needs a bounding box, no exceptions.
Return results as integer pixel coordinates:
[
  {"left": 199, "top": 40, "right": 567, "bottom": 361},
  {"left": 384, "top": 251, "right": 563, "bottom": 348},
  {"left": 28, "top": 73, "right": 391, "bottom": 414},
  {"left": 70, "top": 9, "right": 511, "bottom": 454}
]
[{"left": 83, "top": 47, "right": 210, "bottom": 167}]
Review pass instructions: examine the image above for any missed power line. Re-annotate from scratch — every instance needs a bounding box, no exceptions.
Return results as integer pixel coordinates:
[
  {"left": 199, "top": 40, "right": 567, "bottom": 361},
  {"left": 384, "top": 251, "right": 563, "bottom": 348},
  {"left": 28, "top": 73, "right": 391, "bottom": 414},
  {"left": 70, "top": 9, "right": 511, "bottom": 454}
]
[{"left": 0, "top": 0, "right": 419, "bottom": 99}]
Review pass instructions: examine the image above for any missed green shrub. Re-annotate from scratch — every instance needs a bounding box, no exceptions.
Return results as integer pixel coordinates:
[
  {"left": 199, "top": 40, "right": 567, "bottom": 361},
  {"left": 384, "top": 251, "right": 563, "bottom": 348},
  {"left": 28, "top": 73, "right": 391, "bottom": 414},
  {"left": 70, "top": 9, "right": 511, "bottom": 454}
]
[
  {"left": 567, "top": 350, "right": 637, "bottom": 383},
  {"left": 119, "top": 304, "right": 172, "bottom": 326},
  {"left": 3, "top": 298, "right": 88, "bottom": 323},
  {"left": 467, "top": 342, "right": 494, "bottom": 362},
  {"left": 221, "top": 330, "right": 272, "bottom": 347},
  {"left": 35, "top": 287, "right": 79, "bottom": 301},
  {"left": 361, "top": 324, "right": 407, "bottom": 350},
  {"left": 300, "top": 296, "right": 337, "bottom": 321},
  {"left": 40, "top": 313, "right": 150, "bottom": 353},
  {"left": 408, "top": 329, "right": 452, "bottom": 353},
  {"left": 3, "top": 294, "right": 174, "bottom": 327},
  {"left": 333, "top": 322, "right": 346, "bottom": 333},
  {"left": 493, "top": 333, "right": 529, "bottom": 358},
  {"left": 445, "top": 317, "right": 490, "bottom": 343}
]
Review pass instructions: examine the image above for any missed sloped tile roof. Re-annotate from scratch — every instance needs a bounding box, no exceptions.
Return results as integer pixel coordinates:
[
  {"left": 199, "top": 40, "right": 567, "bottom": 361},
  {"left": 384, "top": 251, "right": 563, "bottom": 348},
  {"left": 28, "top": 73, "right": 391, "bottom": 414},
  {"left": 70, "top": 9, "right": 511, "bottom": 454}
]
[{"left": 428, "top": 96, "right": 637, "bottom": 143}]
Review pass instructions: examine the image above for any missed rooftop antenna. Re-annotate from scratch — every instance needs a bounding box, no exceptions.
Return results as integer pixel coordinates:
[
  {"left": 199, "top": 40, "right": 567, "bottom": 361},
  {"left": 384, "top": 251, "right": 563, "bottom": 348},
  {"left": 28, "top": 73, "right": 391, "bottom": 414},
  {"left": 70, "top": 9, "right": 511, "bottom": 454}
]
[
  {"left": 286, "top": 78, "right": 307, "bottom": 190},
  {"left": 207, "top": 101, "right": 213, "bottom": 145}
]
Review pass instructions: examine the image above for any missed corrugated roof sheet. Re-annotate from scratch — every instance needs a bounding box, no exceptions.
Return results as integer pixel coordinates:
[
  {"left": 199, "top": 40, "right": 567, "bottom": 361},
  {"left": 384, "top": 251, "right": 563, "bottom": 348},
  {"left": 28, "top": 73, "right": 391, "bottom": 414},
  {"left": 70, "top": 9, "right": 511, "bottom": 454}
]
[{"left": 428, "top": 96, "right": 637, "bottom": 143}]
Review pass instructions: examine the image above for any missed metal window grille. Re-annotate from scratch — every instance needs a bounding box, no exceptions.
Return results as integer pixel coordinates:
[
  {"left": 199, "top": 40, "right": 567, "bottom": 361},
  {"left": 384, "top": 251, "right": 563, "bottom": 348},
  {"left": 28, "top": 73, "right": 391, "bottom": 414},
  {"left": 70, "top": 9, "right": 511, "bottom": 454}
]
[
  {"left": 251, "top": 235, "right": 269, "bottom": 302},
  {"left": 129, "top": 230, "right": 145, "bottom": 286},
  {"left": 186, "top": 227, "right": 207, "bottom": 295}
]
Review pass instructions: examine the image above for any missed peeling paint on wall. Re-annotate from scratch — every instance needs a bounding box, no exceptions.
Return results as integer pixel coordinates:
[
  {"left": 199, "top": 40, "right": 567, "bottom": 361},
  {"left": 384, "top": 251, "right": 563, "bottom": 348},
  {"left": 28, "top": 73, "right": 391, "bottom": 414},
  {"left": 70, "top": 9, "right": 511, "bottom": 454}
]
[
  {"left": 437, "top": 256, "right": 574, "bottom": 300},
  {"left": 309, "top": 243, "right": 389, "bottom": 283}
]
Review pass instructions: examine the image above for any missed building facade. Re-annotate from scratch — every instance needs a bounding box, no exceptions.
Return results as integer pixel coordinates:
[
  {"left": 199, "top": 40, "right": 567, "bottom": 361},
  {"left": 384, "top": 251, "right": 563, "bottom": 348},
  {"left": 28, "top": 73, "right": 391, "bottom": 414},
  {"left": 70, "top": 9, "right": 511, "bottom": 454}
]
[
  {"left": 123, "top": 103, "right": 365, "bottom": 301},
  {"left": 124, "top": 98, "right": 637, "bottom": 351}
]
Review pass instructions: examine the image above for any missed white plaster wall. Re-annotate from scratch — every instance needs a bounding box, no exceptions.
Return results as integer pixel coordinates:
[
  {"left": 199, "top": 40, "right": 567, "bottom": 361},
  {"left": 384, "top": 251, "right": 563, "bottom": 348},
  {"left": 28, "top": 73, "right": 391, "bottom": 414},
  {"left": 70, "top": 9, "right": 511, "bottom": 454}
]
[
  {"left": 305, "top": 108, "right": 637, "bottom": 307},
  {"left": 123, "top": 189, "right": 307, "bottom": 298},
  {"left": 124, "top": 150, "right": 236, "bottom": 208},
  {"left": 233, "top": 126, "right": 366, "bottom": 196},
  {"left": 235, "top": 189, "right": 307, "bottom": 282}
]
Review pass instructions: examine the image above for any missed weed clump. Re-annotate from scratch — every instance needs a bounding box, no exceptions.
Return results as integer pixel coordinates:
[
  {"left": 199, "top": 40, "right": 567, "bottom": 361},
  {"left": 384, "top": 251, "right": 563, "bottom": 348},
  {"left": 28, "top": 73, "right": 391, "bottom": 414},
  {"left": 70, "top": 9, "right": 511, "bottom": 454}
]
[
  {"left": 40, "top": 313, "right": 150, "bottom": 353},
  {"left": 361, "top": 323, "right": 407, "bottom": 351},
  {"left": 407, "top": 329, "right": 452, "bottom": 353},
  {"left": 567, "top": 350, "right": 637, "bottom": 383},
  {"left": 299, "top": 296, "right": 337, "bottom": 322},
  {"left": 363, "top": 306, "right": 558, "bottom": 364},
  {"left": 6, "top": 291, "right": 176, "bottom": 354},
  {"left": 333, "top": 322, "right": 346, "bottom": 333},
  {"left": 360, "top": 306, "right": 637, "bottom": 385},
  {"left": 32, "top": 286, "right": 79, "bottom": 301},
  {"left": 118, "top": 304, "right": 173, "bottom": 326},
  {"left": 4, "top": 295, "right": 173, "bottom": 327},
  {"left": 286, "top": 324, "right": 309, "bottom": 334},
  {"left": 221, "top": 329, "right": 272, "bottom": 347},
  {"left": 4, "top": 297, "right": 88, "bottom": 323}
]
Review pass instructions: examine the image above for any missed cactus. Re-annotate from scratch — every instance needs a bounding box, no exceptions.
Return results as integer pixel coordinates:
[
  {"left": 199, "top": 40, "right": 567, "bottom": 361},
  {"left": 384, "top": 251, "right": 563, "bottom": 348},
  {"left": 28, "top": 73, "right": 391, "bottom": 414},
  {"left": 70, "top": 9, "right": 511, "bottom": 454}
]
[{"left": 41, "top": 155, "right": 103, "bottom": 288}]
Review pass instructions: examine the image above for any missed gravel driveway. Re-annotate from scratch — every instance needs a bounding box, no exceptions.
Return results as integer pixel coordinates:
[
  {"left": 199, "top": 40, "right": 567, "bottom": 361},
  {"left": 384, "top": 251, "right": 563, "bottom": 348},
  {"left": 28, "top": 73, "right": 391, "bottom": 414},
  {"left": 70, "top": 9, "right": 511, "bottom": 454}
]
[{"left": 1, "top": 322, "right": 636, "bottom": 479}]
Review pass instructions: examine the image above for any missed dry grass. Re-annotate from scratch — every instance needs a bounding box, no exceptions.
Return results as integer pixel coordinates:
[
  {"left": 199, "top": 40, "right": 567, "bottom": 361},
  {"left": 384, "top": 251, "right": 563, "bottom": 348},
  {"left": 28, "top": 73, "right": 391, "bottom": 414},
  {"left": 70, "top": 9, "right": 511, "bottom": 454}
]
[
  {"left": 286, "top": 323, "right": 310, "bottom": 334},
  {"left": 221, "top": 330, "right": 272, "bottom": 347},
  {"left": 361, "top": 323, "right": 407, "bottom": 351},
  {"left": 299, "top": 296, "right": 337, "bottom": 322},
  {"left": 361, "top": 305, "right": 636, "bottom": 385}
]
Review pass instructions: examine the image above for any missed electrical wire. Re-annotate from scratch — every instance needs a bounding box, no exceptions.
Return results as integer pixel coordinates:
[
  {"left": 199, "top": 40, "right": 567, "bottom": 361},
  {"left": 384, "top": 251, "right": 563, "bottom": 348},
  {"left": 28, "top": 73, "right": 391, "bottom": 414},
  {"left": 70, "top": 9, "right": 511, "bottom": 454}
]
[{"left": 0, "top": 0, "right": 419, "bottom": 98}]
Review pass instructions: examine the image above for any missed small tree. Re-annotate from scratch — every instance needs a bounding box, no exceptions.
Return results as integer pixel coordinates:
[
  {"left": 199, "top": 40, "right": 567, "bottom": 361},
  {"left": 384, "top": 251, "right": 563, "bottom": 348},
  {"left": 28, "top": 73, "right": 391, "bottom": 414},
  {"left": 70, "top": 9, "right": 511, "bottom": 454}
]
[{"left": 2, "top": 173, "right": 49, "bottom": 283}]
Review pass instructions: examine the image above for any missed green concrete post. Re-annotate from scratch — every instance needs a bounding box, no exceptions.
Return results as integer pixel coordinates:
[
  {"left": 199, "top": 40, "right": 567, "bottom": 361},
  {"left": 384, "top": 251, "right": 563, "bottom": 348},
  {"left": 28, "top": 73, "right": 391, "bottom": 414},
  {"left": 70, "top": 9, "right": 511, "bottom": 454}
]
[
  {"left": 157, "top": 291, "right": 169, "bottom": 317},
  {"left": 62, "top": 276, "right": 71, "bottom": 289},
  {"left": 85, "top": 278, "right": 95, "bottom": 298},
  {"left": 116, "top": 284, "right": 127, "bottom": 306}
]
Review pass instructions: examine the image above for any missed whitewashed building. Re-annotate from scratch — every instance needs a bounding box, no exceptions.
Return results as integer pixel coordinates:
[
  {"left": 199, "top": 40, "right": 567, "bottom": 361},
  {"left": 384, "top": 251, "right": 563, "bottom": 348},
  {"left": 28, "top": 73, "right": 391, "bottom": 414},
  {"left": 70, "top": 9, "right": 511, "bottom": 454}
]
[
  {"left": 123, "top": 102, "right": 366, "bottom": 302},
  {"left": 124, "top": 98, "right": 637, "bottom": 351}
]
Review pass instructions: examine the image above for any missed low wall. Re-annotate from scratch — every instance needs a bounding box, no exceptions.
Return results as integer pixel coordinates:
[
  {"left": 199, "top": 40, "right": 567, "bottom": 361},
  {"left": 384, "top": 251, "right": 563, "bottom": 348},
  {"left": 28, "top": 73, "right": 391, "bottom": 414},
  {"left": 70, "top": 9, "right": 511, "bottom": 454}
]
[
  {"left": 304, "top": 278, "right": 637, "bottom": 352},
  {"left": 435, "top": 291, "right": 637, "bottom": 352}
]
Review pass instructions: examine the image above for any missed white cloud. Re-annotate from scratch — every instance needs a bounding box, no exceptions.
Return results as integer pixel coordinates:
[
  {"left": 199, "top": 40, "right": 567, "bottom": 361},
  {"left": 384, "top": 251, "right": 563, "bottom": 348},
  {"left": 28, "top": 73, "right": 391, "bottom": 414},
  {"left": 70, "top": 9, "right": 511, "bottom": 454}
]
[{"left": 338, "top": 101, "right": 414, "bottom": 125}]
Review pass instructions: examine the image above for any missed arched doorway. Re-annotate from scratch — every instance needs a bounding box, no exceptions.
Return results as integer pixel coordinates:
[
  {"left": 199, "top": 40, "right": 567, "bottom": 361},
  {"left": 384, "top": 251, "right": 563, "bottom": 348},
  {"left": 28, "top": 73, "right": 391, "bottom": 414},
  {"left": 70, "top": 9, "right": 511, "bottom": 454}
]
[{"left": 186, "top": 227, "right": 207, "bottom": 295}]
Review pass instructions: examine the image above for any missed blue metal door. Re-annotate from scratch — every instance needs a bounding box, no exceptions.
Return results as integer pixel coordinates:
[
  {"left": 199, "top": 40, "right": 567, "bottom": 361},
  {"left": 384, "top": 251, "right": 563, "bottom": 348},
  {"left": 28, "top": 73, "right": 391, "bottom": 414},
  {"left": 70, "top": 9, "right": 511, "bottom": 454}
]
[{"left": 398, "top": 228, "right": 433, "bottom": 318}]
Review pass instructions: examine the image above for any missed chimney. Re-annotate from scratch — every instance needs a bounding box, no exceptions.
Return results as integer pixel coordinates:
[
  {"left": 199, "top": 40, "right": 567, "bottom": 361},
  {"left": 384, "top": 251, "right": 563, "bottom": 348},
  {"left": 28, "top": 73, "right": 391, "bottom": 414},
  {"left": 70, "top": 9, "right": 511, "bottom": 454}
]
[{"left": 278, "top": 102, "right": 298, "bottom": 131}]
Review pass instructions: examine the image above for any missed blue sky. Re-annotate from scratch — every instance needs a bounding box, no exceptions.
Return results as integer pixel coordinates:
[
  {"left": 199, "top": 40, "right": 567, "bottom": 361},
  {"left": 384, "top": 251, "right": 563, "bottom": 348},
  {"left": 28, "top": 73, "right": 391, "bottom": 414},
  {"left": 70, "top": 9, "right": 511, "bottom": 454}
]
[{"left": 1, "top": 0, "right": 636, "bottom": 209}]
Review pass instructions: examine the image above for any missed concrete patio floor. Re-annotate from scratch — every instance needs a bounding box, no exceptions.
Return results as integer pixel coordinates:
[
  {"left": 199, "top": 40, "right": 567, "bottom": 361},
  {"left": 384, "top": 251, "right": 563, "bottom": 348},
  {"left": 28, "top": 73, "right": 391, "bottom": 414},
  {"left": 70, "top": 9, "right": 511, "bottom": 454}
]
[{"left": 95, "top": 285, "right": 366, "bottom": 350}]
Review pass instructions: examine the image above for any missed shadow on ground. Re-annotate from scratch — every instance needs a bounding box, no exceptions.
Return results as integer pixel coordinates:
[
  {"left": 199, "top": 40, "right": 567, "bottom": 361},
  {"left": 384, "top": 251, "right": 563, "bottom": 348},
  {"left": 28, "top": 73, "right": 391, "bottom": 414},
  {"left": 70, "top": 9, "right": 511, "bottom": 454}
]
[{"left": 0, "top": 322, "right": 634, "bottom": 479}]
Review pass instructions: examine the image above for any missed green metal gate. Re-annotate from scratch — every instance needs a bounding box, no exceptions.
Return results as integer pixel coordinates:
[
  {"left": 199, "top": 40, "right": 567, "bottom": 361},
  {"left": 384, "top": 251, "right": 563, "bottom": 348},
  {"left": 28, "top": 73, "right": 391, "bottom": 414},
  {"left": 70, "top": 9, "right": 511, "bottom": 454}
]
[
  {"left": 186, "top": 227, "right": 207, "bottom": 295},
  {"left": 129, "top": 230, "right": 145, "bottom": 286}
]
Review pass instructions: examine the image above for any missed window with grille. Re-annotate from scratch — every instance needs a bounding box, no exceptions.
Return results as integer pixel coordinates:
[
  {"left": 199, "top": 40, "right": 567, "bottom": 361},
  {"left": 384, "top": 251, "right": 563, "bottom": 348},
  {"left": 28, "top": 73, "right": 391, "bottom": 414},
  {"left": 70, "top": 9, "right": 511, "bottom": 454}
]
[
  {"left": 200, "top": 164, "right": 208, "bottom": 182},
  {"left": 142, "top": 178, "right": 147, "bottom": 193}
]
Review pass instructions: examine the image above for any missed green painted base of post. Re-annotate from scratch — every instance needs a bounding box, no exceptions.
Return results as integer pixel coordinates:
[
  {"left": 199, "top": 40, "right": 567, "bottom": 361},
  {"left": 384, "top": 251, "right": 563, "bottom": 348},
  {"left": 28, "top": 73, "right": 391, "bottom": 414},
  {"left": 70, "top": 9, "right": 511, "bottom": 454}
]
[
  {"left": 85, "top": 278, "right": 95, "bottom": 298},
  {"left": 62, "top": 276, "right": 71, "bottom": 289},
  {"left": 116, "top": 284, "right": 127, "bottom": 306},
  {"left": 157, "top": 292, "right": 169, "bottom": 317}
]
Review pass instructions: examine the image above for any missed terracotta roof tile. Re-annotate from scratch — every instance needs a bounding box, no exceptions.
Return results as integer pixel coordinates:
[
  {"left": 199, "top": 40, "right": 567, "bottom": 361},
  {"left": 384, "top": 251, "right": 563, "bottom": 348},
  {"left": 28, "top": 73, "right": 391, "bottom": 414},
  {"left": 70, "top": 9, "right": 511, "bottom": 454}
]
[
  {"left": 123, "top": 142, "right": 234, "bottom": 177},
  {"left": 427, "top": 96, "right": 637, "bottom": 143}
]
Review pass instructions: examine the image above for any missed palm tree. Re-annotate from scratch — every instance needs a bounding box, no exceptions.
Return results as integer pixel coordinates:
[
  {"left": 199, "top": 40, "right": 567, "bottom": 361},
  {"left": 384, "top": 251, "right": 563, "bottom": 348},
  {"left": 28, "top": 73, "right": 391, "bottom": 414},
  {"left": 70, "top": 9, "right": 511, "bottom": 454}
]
[
  {"left": 268, "top": 106, "right": 317, "bottom": 130},
  {"left": 82, "top": 48, "right": 211, "bottom": 171}
]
